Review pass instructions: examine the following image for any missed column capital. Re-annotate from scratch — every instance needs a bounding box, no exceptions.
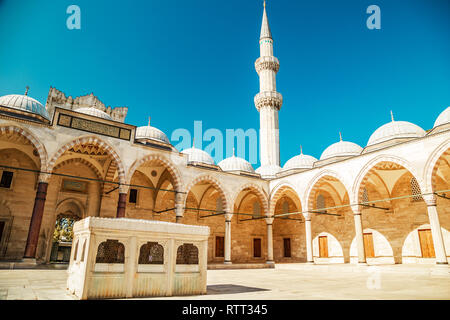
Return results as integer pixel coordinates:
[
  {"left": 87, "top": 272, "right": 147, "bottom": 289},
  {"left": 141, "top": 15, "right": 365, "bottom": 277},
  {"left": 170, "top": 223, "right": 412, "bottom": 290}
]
[
  {"left": 423, "top": 193, "right": 437, "bottom": 206},
  {"left": 38, "top": 173, "right": 51, "bottom": 183},
  {"left": 351, "top": 204, "right": 362, "bottom": 215},
  {"left": 225, "top": 214, "right": 233, "bottom": 222},
  {"left": 302, "top": 212, "right": 312, "bottom": 221},
  {"left": 265, "top": 217, "right": 274, "bottom": 225},
  {"left": 118, "top": 184, "right": 129, "bottom": 194}
]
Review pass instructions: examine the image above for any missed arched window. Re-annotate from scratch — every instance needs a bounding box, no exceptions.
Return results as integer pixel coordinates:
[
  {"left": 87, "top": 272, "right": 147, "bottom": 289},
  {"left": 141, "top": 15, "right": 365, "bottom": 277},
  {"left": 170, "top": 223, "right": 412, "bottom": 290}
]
[
  {"left": 253, "top": 201, "right": 261, "bottom": 218},
  {"left": 80, "top": 240, "right": 86, "bottom": 262},
  {"left": 95, "top": 239, "right": 125, "bottom": 264},
  {"left": 410, "top": 177, "right": 423, "bottom": 202},
  {"left": 73, "top": 240, "right": 79, "bottom": 261},
  {"left": 176, "top": 243, "right": 199, "bottom": 265},
  {"left": 316, "top": 194, "right": 325, "bottom": 210},
  {"left": 362, "top": 188, "right": 369, "bottom": 203},
  {"left": 138, "top": 242, "right": 164, "bottom": 264}
]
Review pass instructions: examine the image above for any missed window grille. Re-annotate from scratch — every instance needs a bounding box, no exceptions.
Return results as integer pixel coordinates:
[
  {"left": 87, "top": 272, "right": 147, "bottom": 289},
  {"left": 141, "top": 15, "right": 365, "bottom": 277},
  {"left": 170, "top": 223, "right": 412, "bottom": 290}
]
[
  {"left": 316, "top": 194, "right": 325, "bottom": 210},
  {"left": 362, "top": 188, "right": 369, "bottom": 203},
  {"left": 138, "top": 242, "right": 164, "bottom": 264},
  {"left": 176, "top": 243, "right": 199, "bottom": 264},
  {"left": 410, "top": 178, "right": 423, "bottom": 202},
  {"left": 253, "top": 201, "right": 261, "bottom": 218},
  {"left": 95, "top": 239, "right": 125, "bottom": 264}
]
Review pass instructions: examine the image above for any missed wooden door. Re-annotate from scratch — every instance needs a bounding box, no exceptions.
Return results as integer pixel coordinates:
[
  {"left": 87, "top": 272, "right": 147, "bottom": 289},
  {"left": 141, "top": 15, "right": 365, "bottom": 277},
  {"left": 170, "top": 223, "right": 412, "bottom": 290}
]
[
  {"left": 215, "top": 236, "right": 224, "bottom": 257},
  {"left": 363, "top": 233, "right": 375, "bottom": 258},
  {"left": 418, "top": 229, "right": 435, "bottom": 258},
  {"left": 283, "top": 238, "right": 291, "bottom": 258},
  {"left": 319, "top": 236, "right": 328, "bottom": 258},
  {"left": 253, "top": 238, "right": 262, "bottom": 258},
  {"left": 0, "top": 221, "right": 4, "bottom": 242}
]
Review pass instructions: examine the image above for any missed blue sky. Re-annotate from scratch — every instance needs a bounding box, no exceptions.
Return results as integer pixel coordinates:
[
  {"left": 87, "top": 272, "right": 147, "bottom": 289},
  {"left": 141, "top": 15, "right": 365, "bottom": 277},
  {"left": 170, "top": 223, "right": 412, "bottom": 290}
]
[{"left": 0, "top": 0, "right": 449, "bottom": 166}]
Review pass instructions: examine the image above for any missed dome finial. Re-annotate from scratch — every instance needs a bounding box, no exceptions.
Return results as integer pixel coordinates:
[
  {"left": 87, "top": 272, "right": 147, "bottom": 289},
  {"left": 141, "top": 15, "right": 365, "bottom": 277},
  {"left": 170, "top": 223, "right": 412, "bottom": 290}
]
[
  {"left": 390, "top": 110, "right": 395, "bottom": 122},
  {"left": 264, "top": 0, "right": 266, "bottom": 8},
  {"left": 148, "top": 116, "right": 151, "bottom": 126},
  {"left": 233, "top": 147, "right": 235, "bottom": 157},
  {"left": 192, "top": 138, "right": 195, "bottom": 149},
  {"left": 339, "top": 132, "right": 343, "bottom": 141},
  {"left": 300, "top": 145, "right": 303, "bottom": 155},
  {"left": 24, "top": 86, "right": 29, "bottom": 96}
]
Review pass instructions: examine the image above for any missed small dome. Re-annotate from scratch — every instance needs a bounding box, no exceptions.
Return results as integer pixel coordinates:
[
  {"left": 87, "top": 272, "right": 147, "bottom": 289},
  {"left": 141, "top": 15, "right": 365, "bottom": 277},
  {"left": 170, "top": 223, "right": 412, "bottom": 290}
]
[
  {"left": 136, "top": 125, "right": 170, "bottom": 144},
  {"left": 434, "top": 106, "right": 450, "bottom": 128},
  {"left": 218, "top": 155, "right": 255, "bottom": 173},
  {"left": 182, "top": 147, "right": 215, "bottom": 165},
  {"left": 76, "top": 107, "right": 112, "bottom": 120},
  {"left": 256, "top": 164, "right": 282, "bottom": 178},
  {"left": 0, "top": 94, "right": 49, "bottom": 119},
  {"left": 320, "top": 140, "right": 362, "bottom": 160},
  {"left": 368, "top": 120, "right": 425, "bottom": 146},
  {"left": 283, "top": 152, "right": 317, "bottom": 171}
]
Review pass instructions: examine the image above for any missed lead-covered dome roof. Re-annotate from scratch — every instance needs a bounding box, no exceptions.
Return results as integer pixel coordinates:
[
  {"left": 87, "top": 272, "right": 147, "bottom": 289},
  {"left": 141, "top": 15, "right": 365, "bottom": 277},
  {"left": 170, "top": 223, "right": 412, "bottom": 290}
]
[
  {"left": 283, "top": 150, "right": 317, "bottom": 171},
  {"left": 0, "top": 94, "right": 49, "bottom": 119},
  {"left": 182, "top": 147, "right": 215, "bottom": 165},
  {"left": 218, "top": 155, "right": 255, "bottom": 173},
  {"left": 367, "top": 120, "right": 425, "bottom": 146},
  {"left": 135, "top": 125, "right": 170, "bottom": 144},
  {"left": 434, "top": 106, "right": 450, "bottom": 128},
  {"left": 76, "top": 107, "right": 112, "bottom": 120},
  {"left": 320, "top": 140, "right": 362, "bottom": 160}
]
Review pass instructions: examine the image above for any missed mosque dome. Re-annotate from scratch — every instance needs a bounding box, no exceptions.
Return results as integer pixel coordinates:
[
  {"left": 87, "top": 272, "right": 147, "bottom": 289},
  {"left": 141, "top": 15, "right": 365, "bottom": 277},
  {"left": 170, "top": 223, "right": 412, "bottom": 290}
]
[
  {"left": 182, "top": 147, "right": 215, "bottom": 165},
  {"left": 218, "top": 155, "right": 255, "bottom": 173},
  {"left": 0, "top": 93, "right": 49, "bottom": 119},
  {"left": 76, "top": 107, "right": 112, "bottom": 120},
  {"left": 256, "top": 164, "right": 282, "bottom": 178},
  {"left": 135, "top": 125, "right": 170, "bottom": 144},
  {"left": 433, "top": 106, "right": 450, "bottom": 128},
  {"left": 283, "top": 149, "right": 317, "bottom": 171},
  {"left": 320, "top": 139, "right": 362, "bottom": 160},
  {"left": 367, "top": 120, "right": 426, "bottom": 146}
]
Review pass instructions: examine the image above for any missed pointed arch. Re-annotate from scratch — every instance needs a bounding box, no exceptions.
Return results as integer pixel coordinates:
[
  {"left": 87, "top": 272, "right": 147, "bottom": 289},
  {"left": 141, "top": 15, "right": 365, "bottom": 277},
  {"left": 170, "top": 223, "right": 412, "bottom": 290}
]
[
  {"left": 269, "top": 181, "right": 302, "bottom": 216},
  {"left": 127, "top": 154, "right": 182, "bottom": 192},
  {"left": 0, "top": 124, "right": 48, "bottom": 173},
  {"left": 231, "top": 183, "right": 269, "bottom": 216},
  {"left": 305, "top": 170, "right": 351, "bottom": 212},
  {"left": 352, "top": 155, "right": 425, "bottom": 204},
  {"left": 424, "top": 140, "right": 450, "bottom": 193},
  {"left": 183, "top": 174, "right": 230, "bottom": 213},
  {"left": 47, "top": 135, "right": 126, "bottom": 186}
]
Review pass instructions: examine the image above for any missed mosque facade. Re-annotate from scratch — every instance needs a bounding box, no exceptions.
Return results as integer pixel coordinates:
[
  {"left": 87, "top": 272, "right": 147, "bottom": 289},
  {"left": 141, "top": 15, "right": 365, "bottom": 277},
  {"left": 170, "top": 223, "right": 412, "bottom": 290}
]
[{"left": 0, "top": 4, "right": 448, "bottom": 269}]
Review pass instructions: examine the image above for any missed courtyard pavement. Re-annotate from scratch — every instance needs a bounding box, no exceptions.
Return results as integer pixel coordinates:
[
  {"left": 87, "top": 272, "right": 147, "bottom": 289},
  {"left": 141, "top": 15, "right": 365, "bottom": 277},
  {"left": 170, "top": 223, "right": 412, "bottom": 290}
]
[{"left": 0, "top": 263, "right": 449, "bottom": 300}]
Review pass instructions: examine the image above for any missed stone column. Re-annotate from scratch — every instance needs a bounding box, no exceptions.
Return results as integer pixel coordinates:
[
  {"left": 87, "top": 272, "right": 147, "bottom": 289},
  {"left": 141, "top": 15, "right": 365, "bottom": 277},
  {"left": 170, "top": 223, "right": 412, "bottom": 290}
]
[
  {"left": 303, "top": 212, "right": 314, "bottom": 264},
  {"left": 116, "top": 193, "right": 127, "bottom": 218},
  {"left": 175, "top": 192, "right": 184, "bottom": 223},
  {"left": 424, "top": 195, "right": 448, "bottom": 265},
  {"left": 352, "top": 205, "right": 367, "bottom": 265},
  {"left": 24, "top": 181, "right": 49, "bottom": 259},
  {"left": 266, "top": 217, "right": 274, "bottom": 264},
  {"left": 224, "top": 215, "right": 232, "bottom": 265}
]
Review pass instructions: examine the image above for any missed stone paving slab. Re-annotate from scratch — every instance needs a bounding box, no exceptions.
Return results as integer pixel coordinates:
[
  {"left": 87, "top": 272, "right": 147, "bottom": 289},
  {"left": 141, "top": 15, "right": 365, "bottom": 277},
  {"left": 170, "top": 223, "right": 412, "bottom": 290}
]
[{"left": 0, "top": 264, "right": 449, "bottom": 300}]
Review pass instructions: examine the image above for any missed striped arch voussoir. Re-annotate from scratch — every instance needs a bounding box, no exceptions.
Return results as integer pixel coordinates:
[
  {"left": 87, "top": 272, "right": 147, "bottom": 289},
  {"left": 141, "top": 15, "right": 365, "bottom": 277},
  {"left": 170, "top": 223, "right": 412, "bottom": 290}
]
[{"left": 232, "top": 183, "right": 269, "bottom": 216}]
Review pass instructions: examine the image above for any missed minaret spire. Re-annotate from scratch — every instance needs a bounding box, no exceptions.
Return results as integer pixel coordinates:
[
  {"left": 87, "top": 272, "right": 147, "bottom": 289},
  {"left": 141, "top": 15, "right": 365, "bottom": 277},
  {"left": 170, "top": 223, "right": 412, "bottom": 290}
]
[
  {"left": 260, "top": 1, "right": 272, "bottom": 40},
  {"left": 254, "top": 1, "right": 283, "bottom": 174}
]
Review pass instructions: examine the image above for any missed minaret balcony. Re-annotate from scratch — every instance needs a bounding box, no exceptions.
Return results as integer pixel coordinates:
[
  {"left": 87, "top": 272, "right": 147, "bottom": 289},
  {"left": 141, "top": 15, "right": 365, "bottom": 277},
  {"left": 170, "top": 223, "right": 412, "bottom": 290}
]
[
  {"left": 254, "top": 91, "right": 283, "bottom": 111},
  {"left": 255, "top": 56, "right": 280, "bottom": 75}
]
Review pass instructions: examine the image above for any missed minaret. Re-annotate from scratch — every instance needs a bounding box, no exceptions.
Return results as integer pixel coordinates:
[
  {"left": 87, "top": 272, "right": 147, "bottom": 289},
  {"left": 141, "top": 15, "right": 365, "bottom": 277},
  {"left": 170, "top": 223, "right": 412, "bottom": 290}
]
[{"left": 255, "top": 1, "right": 283, "bottom": 170}]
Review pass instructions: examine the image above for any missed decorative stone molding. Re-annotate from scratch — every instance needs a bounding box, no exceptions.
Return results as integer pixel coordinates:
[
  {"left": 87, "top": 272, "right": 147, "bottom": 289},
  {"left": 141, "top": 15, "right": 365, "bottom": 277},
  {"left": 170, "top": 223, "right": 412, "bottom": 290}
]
[
  {"left": 422, "top": 193, "right": 437, "bottom": 206},
  {"left": 47, "top": 135, "right": 126, "bottom": 186},
  {"left": 254, "top": 91, "right": 283, "bottom": 111},
  {"left": 183, "top": 174, "right": 231, "bottom": 214},
  {"left": 255, "top": 56, "right": 280, "bottom": 75},
  {"left": 126, "top": 154, "right": 183, "bottom": 192},
  {"left": 352, "top": 154, "right": 425, "bottom": 204},
  {"left": 302, "top": 212, "right": 312, "bottom": 221},
  {"left": 0, "top": 124, "right": 48, "bottom": 173},
  {"left": 231, "top": 183, "right": 269, "bottom": 216}
]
